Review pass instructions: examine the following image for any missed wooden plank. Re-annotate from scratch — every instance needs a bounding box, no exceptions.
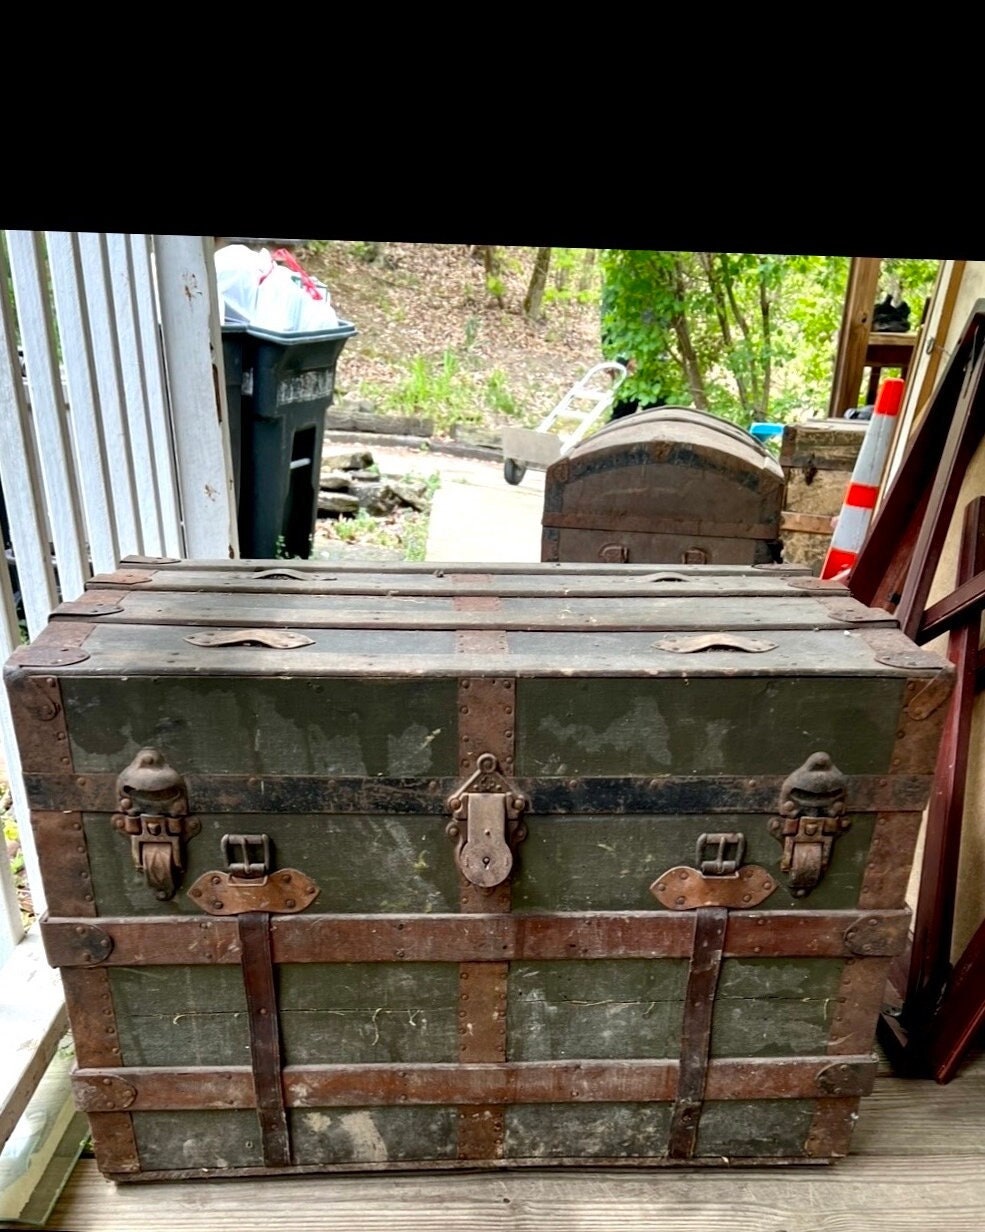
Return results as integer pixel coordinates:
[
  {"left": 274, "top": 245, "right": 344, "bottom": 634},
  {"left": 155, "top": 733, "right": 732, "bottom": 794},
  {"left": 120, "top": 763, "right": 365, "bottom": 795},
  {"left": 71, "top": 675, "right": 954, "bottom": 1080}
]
[
  {"left": 49, "top": 588, "right": 896, "bottom": 632},
  {"left": 105, "top": 234, "right": 167, "bottom": 558},
  {"left": 780, "top": 511, "right": 836, "bottom": 535},
  {"left": 153, "top": 234, "right": 238, "bottom": 558},
  {"left": 77, "top": 232, "right": 143, "bottom": 556},
  {"left": 128, "top": 235, "right": 184, "bottom": 559},
  {"left": 70, "top": 1055, "right": 875, "bottom": 1110},
  {"left": 45, "top": 231, "right": 121, "bottom": 575},
  {"left": 48, "top": 1152, "right": 985, "bottom": 1230},
  {"left": 5, "top": 230, "right": 90, "bottom": 601},
  {"left": 0, "top": 233, "right": 61, "bottom": 638},
  {"left": 41, "top": 909, "right": 910, "bottom": 967},
  {"left": 828, "top": 258, "right": 883, "bottom": 417},
  {"left": 886, "top": 260, "right": 966, "bottom": 489},
  {"left": 0, "top": 931, "right": 68, "bottom": 1152}
]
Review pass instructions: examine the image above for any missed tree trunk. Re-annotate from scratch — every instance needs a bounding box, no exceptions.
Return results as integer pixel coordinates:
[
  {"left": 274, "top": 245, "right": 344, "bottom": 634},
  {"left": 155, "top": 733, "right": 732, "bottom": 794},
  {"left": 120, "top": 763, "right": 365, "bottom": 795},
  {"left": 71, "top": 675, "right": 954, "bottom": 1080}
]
[
  {"left": 698, "top": 252, "right": 751, "bottom": 414},
  {"left": 671, "top": 259, "right": 709, "bottom": 409},
  {"left": 577, "top": 249, "right": 597, "bottom": 292},
  {"left": 719, "top": 255, "right": 762, "bottom": 414},
  {"left": 758, "top": 272, "right": 772, "bottom": 420},
  {"left": 523, "top": 247, "right": 552, "bottom": 321}
]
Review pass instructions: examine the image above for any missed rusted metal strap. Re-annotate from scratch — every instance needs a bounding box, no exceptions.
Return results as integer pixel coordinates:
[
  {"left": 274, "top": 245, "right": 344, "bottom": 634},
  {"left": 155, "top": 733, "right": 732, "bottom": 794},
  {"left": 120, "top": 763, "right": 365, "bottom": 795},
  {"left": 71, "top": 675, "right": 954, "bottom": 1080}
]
[
  {"left": 668, "top": 906, "right": 728, "bottom": 1160},
  {"left": 23, "top": 771, "right": 934, "bottom": 815},
  {"left": 238, "top": 912, "right": 291, "bottom": 1168}
]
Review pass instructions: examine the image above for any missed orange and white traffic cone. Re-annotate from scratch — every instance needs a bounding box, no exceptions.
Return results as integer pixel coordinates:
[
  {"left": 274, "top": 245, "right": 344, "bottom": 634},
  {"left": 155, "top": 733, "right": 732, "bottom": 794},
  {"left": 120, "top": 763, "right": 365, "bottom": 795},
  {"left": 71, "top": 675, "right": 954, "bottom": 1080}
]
[{"left": 820, "top": 377, "right": 906, "bottom": 581}]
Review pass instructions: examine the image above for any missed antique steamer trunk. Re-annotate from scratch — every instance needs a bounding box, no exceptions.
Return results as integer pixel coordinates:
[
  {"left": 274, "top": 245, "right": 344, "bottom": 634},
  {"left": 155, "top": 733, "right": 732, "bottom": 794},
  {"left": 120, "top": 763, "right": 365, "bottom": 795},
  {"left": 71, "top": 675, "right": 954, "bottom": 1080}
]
[
  {"left": 541, "top": 407, "right": 785, "bottom": 566},
  {"left": 779, "top": 419, "right": 868, "bottom": 574},
  {"left": 6, "top": 562, "right": 951, "bottom": 1179}
]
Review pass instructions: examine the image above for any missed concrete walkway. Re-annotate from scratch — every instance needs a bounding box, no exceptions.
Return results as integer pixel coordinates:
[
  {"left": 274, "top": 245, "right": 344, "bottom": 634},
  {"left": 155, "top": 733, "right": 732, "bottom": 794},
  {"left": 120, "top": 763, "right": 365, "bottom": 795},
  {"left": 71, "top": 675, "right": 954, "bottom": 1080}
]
[
  {"left": 424, "top": 457, "right": 545, "bottom": 563},
  {"left": 333, "top": 438, "right": 547, "bottom": 563}
]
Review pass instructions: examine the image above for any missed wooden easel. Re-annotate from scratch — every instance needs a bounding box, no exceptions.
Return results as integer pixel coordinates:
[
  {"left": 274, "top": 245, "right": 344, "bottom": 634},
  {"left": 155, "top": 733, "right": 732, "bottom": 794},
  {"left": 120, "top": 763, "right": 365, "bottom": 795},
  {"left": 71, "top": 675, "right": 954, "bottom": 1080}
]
[{"left": 850, "top": 300, "right": 985, "bottom": 1079}]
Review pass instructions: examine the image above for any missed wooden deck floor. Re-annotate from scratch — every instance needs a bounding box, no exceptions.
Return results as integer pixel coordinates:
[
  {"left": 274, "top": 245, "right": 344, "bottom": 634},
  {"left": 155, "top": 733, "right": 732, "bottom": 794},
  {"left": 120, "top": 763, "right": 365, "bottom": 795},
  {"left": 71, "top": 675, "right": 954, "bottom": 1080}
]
[{"left": 43, "top": 1051, "right": 985, "bottom": 1232}]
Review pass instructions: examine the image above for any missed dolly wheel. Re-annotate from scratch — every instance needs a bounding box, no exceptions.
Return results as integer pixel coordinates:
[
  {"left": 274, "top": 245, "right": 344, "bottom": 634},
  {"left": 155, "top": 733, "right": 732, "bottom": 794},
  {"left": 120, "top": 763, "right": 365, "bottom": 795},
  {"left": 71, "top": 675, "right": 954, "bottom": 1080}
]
[{"left": 503, "top": 458, "right": 527, "bottom": 486}]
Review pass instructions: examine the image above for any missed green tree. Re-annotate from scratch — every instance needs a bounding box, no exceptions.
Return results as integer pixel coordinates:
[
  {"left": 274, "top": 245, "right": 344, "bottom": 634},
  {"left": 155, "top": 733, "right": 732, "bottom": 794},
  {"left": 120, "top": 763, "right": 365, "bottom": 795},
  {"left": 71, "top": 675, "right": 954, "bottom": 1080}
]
[{"left": 599, "top": 251, "right": 940, "bottom": 427}]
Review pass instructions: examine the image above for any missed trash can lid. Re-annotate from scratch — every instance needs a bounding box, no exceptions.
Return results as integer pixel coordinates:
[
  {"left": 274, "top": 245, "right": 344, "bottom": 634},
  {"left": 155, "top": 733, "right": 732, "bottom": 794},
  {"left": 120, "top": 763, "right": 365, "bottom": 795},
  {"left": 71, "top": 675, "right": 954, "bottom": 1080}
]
[{"left": 245, "top": 319, "right": 358, "bottom": 345}]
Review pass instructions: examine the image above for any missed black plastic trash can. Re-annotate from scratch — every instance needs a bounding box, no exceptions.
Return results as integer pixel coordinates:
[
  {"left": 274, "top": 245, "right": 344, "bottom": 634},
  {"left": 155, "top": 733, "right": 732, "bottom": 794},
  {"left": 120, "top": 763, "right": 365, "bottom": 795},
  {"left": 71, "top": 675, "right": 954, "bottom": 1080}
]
[
  {"left": 231, "top": 319, "right": 356, "bottom": 559},
  {"left": 220, "top": 324, "right": 249, "bottom": 514}
]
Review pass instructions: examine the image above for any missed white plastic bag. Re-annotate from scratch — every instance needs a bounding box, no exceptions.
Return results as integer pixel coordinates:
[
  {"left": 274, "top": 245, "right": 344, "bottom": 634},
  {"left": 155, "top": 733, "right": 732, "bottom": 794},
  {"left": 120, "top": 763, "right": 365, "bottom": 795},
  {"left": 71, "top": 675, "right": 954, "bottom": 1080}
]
[
  {"left": 214, "top": 244, "right": 267, "bottom": 325},
  {"left": 214, "top": 244, "right": 339, "bottom": 333}
]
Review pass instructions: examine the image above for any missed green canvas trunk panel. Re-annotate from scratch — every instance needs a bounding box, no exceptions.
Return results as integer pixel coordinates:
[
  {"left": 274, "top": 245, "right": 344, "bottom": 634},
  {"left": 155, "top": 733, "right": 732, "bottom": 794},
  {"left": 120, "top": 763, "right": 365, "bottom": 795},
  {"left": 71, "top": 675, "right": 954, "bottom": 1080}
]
[
  {"left": 696, "top": 1100, "right": 816, "bottom": 1158},
  {"left": 132, "top": 1111, "right": 264, "bottom": 1171},
  {"left": 515, "top": 678, "right": 902, "bottom": 777},
  {"left": 110, "top": 967, "right": 250, "bottom": 1068},
  {"left": 288, "top": 1107, "right": 458, "bottom": 1165},
  {"left": 277, "top": 963, "right": 459, "bottom": 1064},
  {"left": 84, "top": 814, "right": 460, "bottom": 917},
  {"left": 63, "top": 678, "right": 459, "bottom": 777},
  {"left": 505, "top": 1102, "right": 674, "bottom": 1159},
  {"left": 507, "top": 960, "right": 688, "bottom": 1061},
  {"left": 9, "top": 562, "right": 951, "bottom": 1177},
  {"left": 513, "top": 815, "right": 875, "bottom": 912}
]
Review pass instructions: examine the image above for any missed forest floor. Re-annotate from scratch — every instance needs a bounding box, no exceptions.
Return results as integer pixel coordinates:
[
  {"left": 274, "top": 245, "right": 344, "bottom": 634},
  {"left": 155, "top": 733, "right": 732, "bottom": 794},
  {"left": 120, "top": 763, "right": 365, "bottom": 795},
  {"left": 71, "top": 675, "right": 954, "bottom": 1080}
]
[
  {"left": 297, "top": 241, "right": 605, "bottom": 559},
  {"left": 301, "top": 241, "right": 604, "bottom": 429}
]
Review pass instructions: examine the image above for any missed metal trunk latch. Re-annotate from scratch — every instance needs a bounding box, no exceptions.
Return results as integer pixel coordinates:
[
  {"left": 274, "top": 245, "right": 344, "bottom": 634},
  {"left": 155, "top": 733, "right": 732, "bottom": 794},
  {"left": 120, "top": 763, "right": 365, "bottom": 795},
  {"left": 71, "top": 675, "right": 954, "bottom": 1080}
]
[
  {"left": 112, "top": 748, "right": 200, "bottom": 901},
  {"left": 447, "top": 753, "right": 529, "bottom": 889},
  {"left": 769, "top": 752, "right": 849, "bottom": 897}
]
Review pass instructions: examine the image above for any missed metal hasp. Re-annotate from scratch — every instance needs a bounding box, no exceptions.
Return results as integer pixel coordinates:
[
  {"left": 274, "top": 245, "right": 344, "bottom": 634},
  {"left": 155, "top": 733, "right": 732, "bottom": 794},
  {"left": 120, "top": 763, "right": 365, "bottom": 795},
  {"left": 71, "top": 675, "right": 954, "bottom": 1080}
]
[
  {"left": 447, "top": 752, "right": 529, "bottom": 889},
  {"left": 770, "top": 752, "right": 849, "bottom": 897},
  {"left": 651, "top": 832, "right": 777, "bottom": 911},
  {"left": 112, "top": 748, "right": 200, "bottom": 901},
  {"left": 187, "top": 834, "right": 320, "bottom": 915}
]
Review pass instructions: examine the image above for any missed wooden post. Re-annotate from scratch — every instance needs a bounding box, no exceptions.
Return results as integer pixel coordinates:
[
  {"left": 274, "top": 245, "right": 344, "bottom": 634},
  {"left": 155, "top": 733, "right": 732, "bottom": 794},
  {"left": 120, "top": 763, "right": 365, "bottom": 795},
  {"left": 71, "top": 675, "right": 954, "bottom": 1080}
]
[
  {"left": 828, "top": 258, "right": 882, "bottom": 418},
  {"left": 154, "top": 236, "right": 239, "bottom": 560}
]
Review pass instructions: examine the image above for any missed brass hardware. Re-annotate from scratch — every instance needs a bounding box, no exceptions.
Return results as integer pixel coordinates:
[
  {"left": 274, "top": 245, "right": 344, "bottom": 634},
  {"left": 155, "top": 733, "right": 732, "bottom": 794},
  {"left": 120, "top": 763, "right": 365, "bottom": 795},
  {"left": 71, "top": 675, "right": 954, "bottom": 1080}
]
[
  {"left": 446, "top": 753, "right": 528, "bottom": 889},
  {"left": 187, "top": 833, "right": 320, "bottom": 915},
  {"left": 112, "top": 749, "right": 199, "bottom": 901},
  {"left": 769, "top": 752, "right": 849, "bottom": 897},
  {"left": 651, "top": 832, "right": 776, "bottom": 911}
]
